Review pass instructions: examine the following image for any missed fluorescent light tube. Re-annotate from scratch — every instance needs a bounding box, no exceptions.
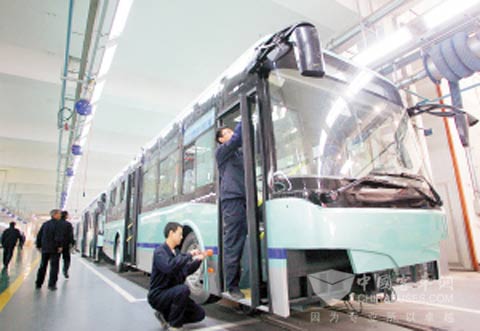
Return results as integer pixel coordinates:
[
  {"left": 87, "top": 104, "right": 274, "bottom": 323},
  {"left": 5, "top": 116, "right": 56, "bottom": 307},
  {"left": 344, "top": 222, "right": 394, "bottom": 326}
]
[
  {"left": 423, "top": 0, "right": 479, "bottom": 29},
  {"left": 354, "top": 28, "right": 412, "bottom": 66},
  {"left": 98, "top": 44, "right": 118, "bottom": 78},
  {"left": 109, "top": 0, "right": 134, "bottom": 40}
]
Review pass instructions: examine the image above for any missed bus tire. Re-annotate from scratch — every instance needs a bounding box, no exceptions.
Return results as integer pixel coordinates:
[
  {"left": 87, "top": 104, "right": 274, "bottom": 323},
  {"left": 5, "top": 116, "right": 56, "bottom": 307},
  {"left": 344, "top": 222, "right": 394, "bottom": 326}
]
[
  {"left": 181, "top": 232, "right": 214, "bottom": 305},
  {"left": 114, "top": 237, "right": 125, "bottom": 273}
]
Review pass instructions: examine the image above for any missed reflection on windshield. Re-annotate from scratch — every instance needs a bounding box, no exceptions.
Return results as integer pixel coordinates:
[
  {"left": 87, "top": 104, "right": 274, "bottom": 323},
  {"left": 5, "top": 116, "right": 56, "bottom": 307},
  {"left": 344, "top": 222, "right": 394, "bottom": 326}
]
[{"left": 269, "top": 69, "right": 424, "bottom": 181}]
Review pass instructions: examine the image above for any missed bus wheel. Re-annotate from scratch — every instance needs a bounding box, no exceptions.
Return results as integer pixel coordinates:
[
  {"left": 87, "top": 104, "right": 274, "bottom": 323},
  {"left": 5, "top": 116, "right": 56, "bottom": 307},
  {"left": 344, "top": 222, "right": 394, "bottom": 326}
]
[
  {"left": 181, "top": 232, "right": 213, "bottom": 304},
  {"left": 114, "top": 237, "right": 124, "bottom": 273}
]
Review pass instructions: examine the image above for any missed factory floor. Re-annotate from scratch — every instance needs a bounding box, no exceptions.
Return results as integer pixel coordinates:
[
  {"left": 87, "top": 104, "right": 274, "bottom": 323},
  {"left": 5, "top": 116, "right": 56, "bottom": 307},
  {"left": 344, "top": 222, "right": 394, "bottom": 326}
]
[{"left": 0, "top": 246, "right": 479, "bottom": 331}]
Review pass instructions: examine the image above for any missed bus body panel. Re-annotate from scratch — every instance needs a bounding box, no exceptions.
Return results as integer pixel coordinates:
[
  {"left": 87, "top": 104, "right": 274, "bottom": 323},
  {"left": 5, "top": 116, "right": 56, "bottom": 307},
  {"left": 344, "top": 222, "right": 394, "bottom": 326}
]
[
  {"left": 265, "top": 198, "right": 446, "bottom": 272},
  {"left": 103, "top": 219, "right": 124, "bottom": 260},
  {"left": 136, "top": 202, "right": 219, "bottom": 273}
]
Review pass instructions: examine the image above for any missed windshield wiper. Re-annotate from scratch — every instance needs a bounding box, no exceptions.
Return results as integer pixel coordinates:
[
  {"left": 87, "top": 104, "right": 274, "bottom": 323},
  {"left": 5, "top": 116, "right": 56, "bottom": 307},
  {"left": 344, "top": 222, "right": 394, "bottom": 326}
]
[
  {"left": 318, "top": 175, "right": 406, "bottom": 203},
  {"left": 369, "top": 172, "right": 443, "bottom": 207},
  {"left": 318, "top": 173, "right": 443, "bottom": 207}
]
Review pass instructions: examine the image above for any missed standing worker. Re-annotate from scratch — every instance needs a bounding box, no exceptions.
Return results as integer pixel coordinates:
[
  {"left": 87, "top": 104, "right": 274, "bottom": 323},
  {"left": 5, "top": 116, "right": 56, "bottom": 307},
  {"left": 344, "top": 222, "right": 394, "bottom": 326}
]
[
  {"left": 1, "top": 222, "right": 22, "bottom": 270},
  {"left": 60, "top": 211, "right": 74, "bottom": 278},
  {"left": 35, "top": 209, "right": 64, "bottom": 290},
  {"left": 215, "top": 122, "right": 247, "bottom": 299},
  {"left": 148, "top": 222, "right": 206, "bottom": 331}
]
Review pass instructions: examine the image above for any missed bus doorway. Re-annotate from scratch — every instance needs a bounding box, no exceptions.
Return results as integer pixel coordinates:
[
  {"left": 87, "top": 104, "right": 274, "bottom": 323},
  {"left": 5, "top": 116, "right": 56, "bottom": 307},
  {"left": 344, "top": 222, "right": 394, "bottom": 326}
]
[
  {"left": 81, "top": 212, "right": 89, "bottom": 257},
  {"left": 91, "top": 211, "right": 99, "bottom": 258},
  {"left": 217, "top": 92, "right": 267, "bottom": 308},
  {"left": 123, "top": 169, "right": 140, "bottom": 265}
]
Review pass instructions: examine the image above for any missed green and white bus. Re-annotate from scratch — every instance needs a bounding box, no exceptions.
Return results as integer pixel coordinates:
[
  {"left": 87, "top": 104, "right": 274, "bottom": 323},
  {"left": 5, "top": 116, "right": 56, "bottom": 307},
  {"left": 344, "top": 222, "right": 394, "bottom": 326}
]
[{"left": 83, "top": 22, "right": 446, "bottom": 317}]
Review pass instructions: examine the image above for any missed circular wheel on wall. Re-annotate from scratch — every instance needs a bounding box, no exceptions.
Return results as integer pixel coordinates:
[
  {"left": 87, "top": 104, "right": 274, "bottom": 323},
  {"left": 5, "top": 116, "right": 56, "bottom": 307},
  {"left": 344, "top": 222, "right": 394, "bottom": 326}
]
[{"left": 181, "top": 232, "right": 217, "bottom": 304}]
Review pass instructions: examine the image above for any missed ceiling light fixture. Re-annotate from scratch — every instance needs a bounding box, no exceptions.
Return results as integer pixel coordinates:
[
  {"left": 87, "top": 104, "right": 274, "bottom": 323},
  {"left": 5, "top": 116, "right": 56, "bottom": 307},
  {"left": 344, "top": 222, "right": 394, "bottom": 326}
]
[
  {"left": 353, "top": 27, "right": 412, "bottom": 66},
  {"left": 423, "top": 0, "right": 480, "bottom": 29},
  {"left": 109, "top": 0, "right": 134, "bottom": 40},
  {"left": 97, "top": 44, "right": 118, "bottom": 78},
  {"left": 91, "top": 81, "right": 106, "bottom": 104}
]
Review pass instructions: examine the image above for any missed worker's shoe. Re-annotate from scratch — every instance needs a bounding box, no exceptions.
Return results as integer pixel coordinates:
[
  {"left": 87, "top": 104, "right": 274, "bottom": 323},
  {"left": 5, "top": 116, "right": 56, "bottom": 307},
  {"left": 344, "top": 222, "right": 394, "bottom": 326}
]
[
  {"left": 48, "top": 286, "right": 57, "bottom": 291},
  {"left": 154, "top": 311, "right": 168, "bottom": 329},
  {"left": 64, "top": 272, "right": 69, "bottom": 279},
  {"left": 228, "top": 288, "right": 245, "bottom": 300}
]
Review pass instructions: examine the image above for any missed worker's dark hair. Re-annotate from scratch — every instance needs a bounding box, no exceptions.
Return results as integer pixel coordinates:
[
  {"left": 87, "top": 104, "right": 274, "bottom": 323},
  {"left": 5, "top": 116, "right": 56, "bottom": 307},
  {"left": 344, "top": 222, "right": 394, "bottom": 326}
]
[
  {"left": 50, "top": 209, "right": 61, "bottom": 217},
  {"left": 61, "top": 211, "right": 69, "bottom": 220},
  {"left": 164, "top": 222, "right": 182, "bottom": 238},
  {"left": 9, "top": 222, "right": 15, "bottom": 228},
  {"left": 216, "top": 126, "right": 229, "bottom": 144}
]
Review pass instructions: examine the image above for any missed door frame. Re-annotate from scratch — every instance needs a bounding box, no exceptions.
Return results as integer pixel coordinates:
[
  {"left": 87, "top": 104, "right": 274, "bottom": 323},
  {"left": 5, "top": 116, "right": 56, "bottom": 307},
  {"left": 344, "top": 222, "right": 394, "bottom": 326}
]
[
  {"left": 123, "top": 168, "right": 141, "bottom": 265},
  {"left": 215, "top": 85, "right": 265, "bottom": 308}
]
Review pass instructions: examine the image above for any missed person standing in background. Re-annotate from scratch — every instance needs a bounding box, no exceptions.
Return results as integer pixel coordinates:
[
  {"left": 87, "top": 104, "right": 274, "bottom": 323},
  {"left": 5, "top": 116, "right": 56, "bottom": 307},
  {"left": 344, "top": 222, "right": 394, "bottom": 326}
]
[
  {"left": 60, "top": 211, "right": 74, "bottom": 278},
  {"left": 1, "top": 222, "right": 21, "bottom": 270},
  {"left": 35, "top": 209, "right": 64, "bottom": 290}
]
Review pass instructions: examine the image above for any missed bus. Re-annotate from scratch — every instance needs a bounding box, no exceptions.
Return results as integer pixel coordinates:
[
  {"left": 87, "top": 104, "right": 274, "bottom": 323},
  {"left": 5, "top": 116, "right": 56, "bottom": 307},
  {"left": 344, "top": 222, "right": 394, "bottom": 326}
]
[
  {"left": 83, "top": 22, "right": 446, "bottom": 317},
  {"left": 79, "top": 193, "right": 106, "bottom": 259}
]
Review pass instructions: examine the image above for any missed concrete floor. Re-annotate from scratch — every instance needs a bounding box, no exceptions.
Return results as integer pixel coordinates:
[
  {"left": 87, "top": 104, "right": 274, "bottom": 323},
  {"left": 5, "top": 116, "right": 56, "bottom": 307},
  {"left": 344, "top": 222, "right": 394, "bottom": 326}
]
[{"left": 0, "top": 246, "right": 479, "bottom": 331}]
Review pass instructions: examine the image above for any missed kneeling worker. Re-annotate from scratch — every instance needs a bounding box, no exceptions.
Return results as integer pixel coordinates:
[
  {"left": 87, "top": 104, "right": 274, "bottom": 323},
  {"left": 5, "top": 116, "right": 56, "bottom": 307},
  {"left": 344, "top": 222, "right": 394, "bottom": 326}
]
[{"left": 148, "top": 222, "right": 206, "bottom": 331}]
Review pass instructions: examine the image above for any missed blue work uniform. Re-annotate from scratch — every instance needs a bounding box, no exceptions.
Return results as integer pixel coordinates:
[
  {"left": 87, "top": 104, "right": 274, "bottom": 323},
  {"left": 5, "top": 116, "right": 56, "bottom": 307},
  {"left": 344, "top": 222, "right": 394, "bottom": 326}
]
[
  {"left": 147, "top": 243, "right": 205, "bottom": 328},
  {"left": 35, "top": 219, "right": 64, "bottom": 288},
  {"left": 1, "top": 225, "right": 21, "bottom": 268},
  {"left": 215, "top": 123, "right": 247, "bottom": 292},
  {"left": 59, "top": 218, "right": 74, "bottom": 275}
]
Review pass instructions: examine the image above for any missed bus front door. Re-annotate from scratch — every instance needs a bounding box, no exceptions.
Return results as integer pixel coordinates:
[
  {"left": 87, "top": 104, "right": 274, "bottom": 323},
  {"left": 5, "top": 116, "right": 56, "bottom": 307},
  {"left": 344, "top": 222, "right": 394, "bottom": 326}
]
[
  {"left": 81, "top": 213, "right": 88, "bottom": 257},
  {"left": 217, "top": 91, "right": 265, "bottom": 308},
  {"left": 124, "top": 169, "right": 140, "bottom": 265}
]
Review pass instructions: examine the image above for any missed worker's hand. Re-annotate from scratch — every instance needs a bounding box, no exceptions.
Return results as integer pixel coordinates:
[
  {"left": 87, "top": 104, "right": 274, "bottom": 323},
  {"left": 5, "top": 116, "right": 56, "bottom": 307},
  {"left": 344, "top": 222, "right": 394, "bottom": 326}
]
[
  {"left": 58, "top": 247, "right": 63, "bottom": 253},
  {"left": 193, "top": 253, "right": 206, "bottom": 261},
  {"left": 189, "top": 249, "right": 201, "bottom": 256}
]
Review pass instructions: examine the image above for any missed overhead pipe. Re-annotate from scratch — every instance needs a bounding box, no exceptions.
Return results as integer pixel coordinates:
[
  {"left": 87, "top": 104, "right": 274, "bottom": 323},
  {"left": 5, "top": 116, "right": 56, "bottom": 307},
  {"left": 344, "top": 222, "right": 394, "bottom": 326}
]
[
  {"left": 85, "top": 0, "right": 110, "bottom": 82},
  {"left": 59, "top": 0, "right": 101, "bottom": 209},
  {"left": 326, "top": 0, "right": 412, "bottom": 50},
  {"left": 55, "top": 0, "right": 75, "bottom": 207},
  {"left": 380, "top": 50, "right": 422, "bottom": 77},
  {"left": 396, "top": 70, "right": 428, "bottom": 89},
  {"left": 369, "top": 4, "right": 480, "bottom": 71}
]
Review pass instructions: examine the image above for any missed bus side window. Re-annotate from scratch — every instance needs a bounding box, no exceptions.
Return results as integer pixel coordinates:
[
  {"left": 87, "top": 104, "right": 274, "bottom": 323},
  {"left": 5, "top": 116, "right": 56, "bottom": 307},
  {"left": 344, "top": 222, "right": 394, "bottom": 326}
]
[
  {"left": 110, "top": 188, "right": 117, "bottom": 207},
  {"left": 183, "top": 144, "right": 196, "bottom": 194},
  {"left": 142, "top": 161, "right": 158, "bottom": 208},
  {"left": 159, "top": 151, "right": 178, "bottom": 200},
  {"left": 195, "top": 129, "right": 215, "bottom": 188},
  {"left": 182, "top": 129, "right": 215, "bottom": 194},
  {"left": 119, "top": 180, "right": 126, "bottom": 203}
]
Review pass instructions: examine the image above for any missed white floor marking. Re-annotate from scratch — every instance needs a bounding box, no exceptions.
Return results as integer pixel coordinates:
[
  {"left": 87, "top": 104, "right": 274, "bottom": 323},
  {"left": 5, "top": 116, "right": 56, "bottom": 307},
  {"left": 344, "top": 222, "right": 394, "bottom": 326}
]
[
  {"left": 398, "top": 299, "right": 480, "bottom": 315},
  {"left": 78, "top": 258, "right": 146, "bottom": 303},
  {"left": 194, "top": 318, "right": 259, "bottom": 331}
]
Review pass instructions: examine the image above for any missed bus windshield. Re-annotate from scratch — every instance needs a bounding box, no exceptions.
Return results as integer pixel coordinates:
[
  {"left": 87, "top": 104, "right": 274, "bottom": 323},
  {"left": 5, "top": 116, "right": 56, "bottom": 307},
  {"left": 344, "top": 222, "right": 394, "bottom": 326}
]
[{"left": 269, "top": 68, "right": 425, "bottom": 182}]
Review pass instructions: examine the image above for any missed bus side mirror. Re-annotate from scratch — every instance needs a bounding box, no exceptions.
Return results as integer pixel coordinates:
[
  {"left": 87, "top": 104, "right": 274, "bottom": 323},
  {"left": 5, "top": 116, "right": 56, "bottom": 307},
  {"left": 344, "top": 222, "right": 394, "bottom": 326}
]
[{"left": 290, "top": 25, "right": 325, "bottom": 78}]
